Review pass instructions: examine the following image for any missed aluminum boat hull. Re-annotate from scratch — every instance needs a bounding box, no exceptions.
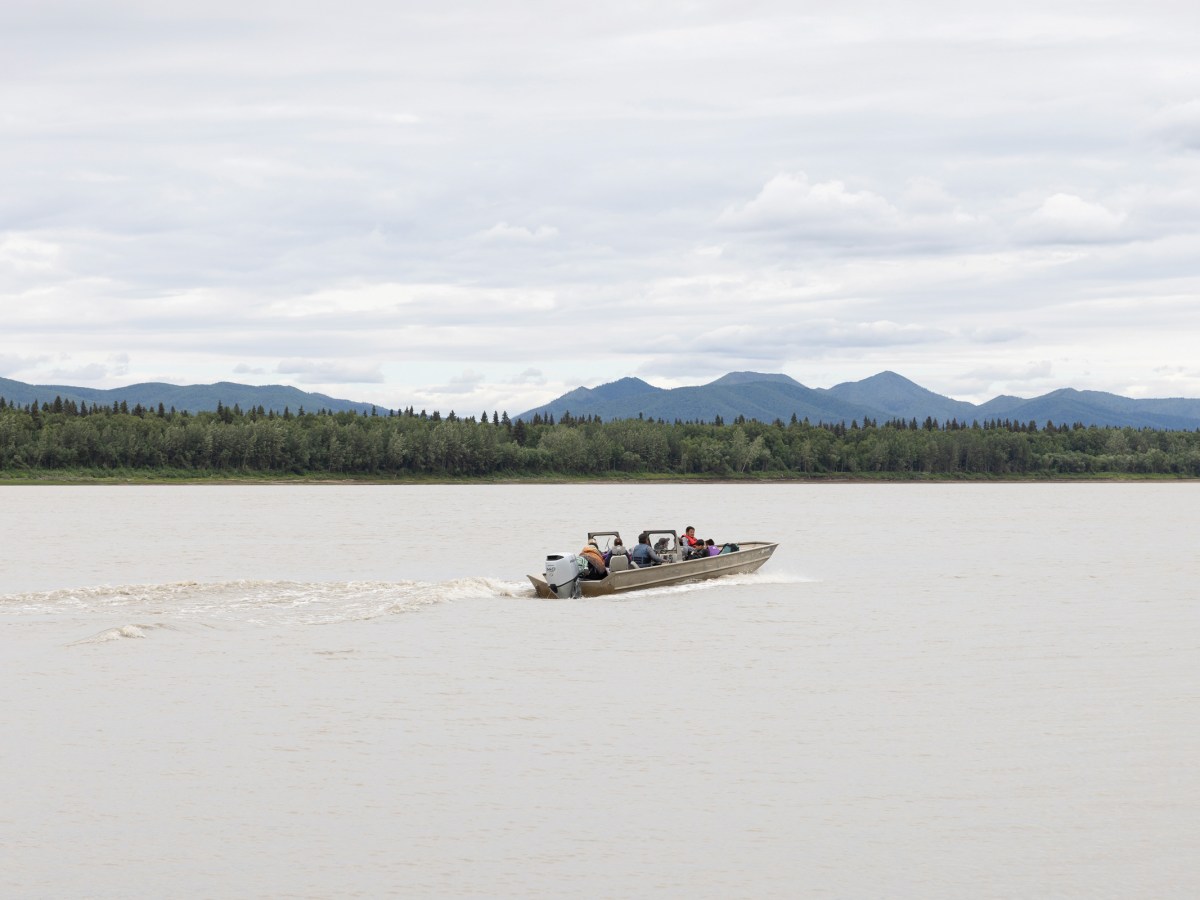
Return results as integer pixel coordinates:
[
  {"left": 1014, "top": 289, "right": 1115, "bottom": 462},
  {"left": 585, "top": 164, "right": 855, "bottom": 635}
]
[{"left": 528, "top": 541, "right": 778, "bottom": 598}]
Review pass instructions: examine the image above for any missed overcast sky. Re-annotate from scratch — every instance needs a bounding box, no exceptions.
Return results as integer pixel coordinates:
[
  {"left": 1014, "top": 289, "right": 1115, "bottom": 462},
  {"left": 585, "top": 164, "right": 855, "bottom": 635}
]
[{"left": 3, "top": 0, "right": 1199, "bottom": 413}]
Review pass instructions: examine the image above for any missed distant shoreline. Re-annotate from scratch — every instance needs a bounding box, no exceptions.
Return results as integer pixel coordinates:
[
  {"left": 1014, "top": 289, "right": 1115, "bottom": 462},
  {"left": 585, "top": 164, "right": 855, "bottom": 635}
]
[{"left": 2, "top": 472, "right": 1196, "bottom": 486}]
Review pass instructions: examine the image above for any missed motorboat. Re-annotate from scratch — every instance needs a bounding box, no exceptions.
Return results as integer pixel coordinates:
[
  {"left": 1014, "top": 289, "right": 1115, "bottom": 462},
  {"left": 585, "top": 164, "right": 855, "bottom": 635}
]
[{"left": 528, "top": 529, "right": 778, "bottom": 598}]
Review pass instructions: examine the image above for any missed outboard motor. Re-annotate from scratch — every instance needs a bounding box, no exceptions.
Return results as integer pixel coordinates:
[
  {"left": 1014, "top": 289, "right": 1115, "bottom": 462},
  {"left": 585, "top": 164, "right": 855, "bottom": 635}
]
[{"left": 544, "top": 553, "right": 582, "bottom": 598}]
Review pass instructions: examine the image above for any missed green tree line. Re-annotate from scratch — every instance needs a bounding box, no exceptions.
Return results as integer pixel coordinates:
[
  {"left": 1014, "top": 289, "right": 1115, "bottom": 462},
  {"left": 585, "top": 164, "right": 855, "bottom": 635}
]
[{"left": 2, "top": 395, "right": 1199, "bottom": 478}]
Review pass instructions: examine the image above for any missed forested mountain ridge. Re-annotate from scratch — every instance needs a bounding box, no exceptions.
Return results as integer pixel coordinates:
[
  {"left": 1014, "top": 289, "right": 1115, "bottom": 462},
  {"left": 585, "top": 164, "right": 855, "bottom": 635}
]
[
  {"left": 0, "top": 376, "right": 376, "bottom": 415},
  {"left": 3, "top": 370, "right": 1200, "bottom": 430},
  {"left": 518, "top": 371, "right": 1200, "bottom": 430},
  {"left": 822, "top": 371, "right": 979, "bottom": 423}
]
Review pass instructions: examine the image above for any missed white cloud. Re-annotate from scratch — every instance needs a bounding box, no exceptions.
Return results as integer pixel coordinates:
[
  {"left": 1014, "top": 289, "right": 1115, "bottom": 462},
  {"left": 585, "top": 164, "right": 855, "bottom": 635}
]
[
  {"left": 275, "top": 360, "right": 385, "bottom": 384},
  {"left": 47, "top": 363, "right": 109, "bottom": 381},
  {"left": 686, "top": 319, "right": 952, "bottom": 356},
  {"left": 801, "top": 320, "right": 954, "bottom": 350},
  {"left": 477, "top": 222, "right": 560, "bottom": 242},
  {"left": 962, "top": 360, "right": 1055, "bottom": 382},
  {"left": 1020, "top": 193, "right": 1127, "bottom": 243},
  {"left": 0, "top": 234, "right": 62, "bottom": 275},
  {"left": 280, "top": 283, "right": 558, "bottom": 320},
  {"left": 718, "top": 172, "right": 987, "bottom": 251},
  {"left": 719, "top": 172, "right": 901, "bottom": 235},
  {"left": 900, "top": 177, "right": 960, "bottom": 214},
  {"left": 955, "top": 360, "right": 1058, "bottom": 400}
]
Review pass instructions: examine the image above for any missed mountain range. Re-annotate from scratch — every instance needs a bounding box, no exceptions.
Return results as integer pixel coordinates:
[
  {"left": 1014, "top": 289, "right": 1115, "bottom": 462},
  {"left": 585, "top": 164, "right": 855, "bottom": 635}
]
[
  {"left": 3, "top": 370, "right": 1200, "bottom": 430},
  {"left": 516, "top": 371, "right": 1200, "bottom": 430},
  {"left": 0, "top": 376, "right": 377, "bottom": 415}
]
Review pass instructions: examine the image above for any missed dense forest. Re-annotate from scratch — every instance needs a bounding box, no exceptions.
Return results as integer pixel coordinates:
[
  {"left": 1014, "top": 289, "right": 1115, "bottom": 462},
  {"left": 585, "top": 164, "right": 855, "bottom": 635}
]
[{"left": 2, "top": 395, "right": 1199, "bottom": 478}]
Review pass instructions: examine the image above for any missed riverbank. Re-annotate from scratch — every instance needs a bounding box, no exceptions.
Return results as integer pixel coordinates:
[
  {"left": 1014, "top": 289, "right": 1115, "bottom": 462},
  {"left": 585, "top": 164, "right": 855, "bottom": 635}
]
[{"left": 1, "top": 469, "right": 1195, "bottom": 485}]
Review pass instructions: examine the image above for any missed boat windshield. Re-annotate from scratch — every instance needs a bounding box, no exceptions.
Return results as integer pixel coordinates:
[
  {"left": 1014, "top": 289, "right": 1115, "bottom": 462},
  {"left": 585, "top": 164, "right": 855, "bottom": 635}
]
[{"left": 587, "top": 532, "right": 623, "bottom": 552}]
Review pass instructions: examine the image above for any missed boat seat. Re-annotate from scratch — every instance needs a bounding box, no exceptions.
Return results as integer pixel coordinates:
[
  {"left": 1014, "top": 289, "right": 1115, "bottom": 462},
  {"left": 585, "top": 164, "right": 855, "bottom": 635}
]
[{"left": 608, "top": 554, "right": 630, "bottom": 572}]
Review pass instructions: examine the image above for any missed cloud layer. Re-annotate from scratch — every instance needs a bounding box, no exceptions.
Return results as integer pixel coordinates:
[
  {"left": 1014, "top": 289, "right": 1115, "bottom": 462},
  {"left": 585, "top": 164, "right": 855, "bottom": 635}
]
[{"left": 3, "top": 0, "right": 1200, "bottom": 410}]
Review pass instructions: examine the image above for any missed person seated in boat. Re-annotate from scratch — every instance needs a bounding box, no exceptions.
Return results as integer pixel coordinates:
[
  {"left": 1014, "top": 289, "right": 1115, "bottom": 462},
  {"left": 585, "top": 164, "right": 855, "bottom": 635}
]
[
  {"left": 681, "top": 525, "right": 707, "bottom": 560},
  {"left": 705, "top": 538, "right": 721, "bottom": 557},
  {"left": 579, "top": 538, "right": 608, "bottom": 579},
  {"left": 631, "top": 532, "right": 666, "bottom": 567},
  {"left": 607, "top": 537, "right": 630, "bottom": 567}
]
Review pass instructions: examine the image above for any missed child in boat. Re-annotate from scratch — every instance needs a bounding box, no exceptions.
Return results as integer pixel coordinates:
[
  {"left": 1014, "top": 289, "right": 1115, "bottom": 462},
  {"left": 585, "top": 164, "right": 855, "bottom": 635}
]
[{"left": 681, "top": 525, "right": 707, "bottom": 559}]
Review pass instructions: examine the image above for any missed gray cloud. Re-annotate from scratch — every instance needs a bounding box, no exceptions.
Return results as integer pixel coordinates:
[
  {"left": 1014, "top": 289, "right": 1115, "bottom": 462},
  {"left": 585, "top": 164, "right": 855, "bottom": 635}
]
[
  {"left": 427, "top": 371, "right": 487, "bottom": 395},
  {"left": 1148, "top": 99, "right": 1200, "bottom": 151},
  {"left": 46, "top": 362, "right": 110, "bottom": 381},
  {"left": 964, "top": 326, "right": 1027, "bottom": 344},
  {"left": 0, "top": 352, "right": 51, "bottom": 376},
  {"left": 40, "top": 353, "right": 129, "bottom": 383},
  {"left": 510, "top": 368, "right": 547, "bottom": 385}
]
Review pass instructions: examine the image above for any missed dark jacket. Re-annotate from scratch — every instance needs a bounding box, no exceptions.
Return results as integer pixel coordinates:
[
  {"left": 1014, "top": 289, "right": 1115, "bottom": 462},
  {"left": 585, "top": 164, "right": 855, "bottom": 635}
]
[{"left": 631, "top": 542, "right": 664, "bottom": 567}]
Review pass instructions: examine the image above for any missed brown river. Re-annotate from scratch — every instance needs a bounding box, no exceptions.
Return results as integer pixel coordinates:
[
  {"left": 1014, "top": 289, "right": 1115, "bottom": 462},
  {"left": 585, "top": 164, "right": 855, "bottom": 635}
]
[{"left": 1, "top": 483, "right": 1197, "bottom": 898}]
